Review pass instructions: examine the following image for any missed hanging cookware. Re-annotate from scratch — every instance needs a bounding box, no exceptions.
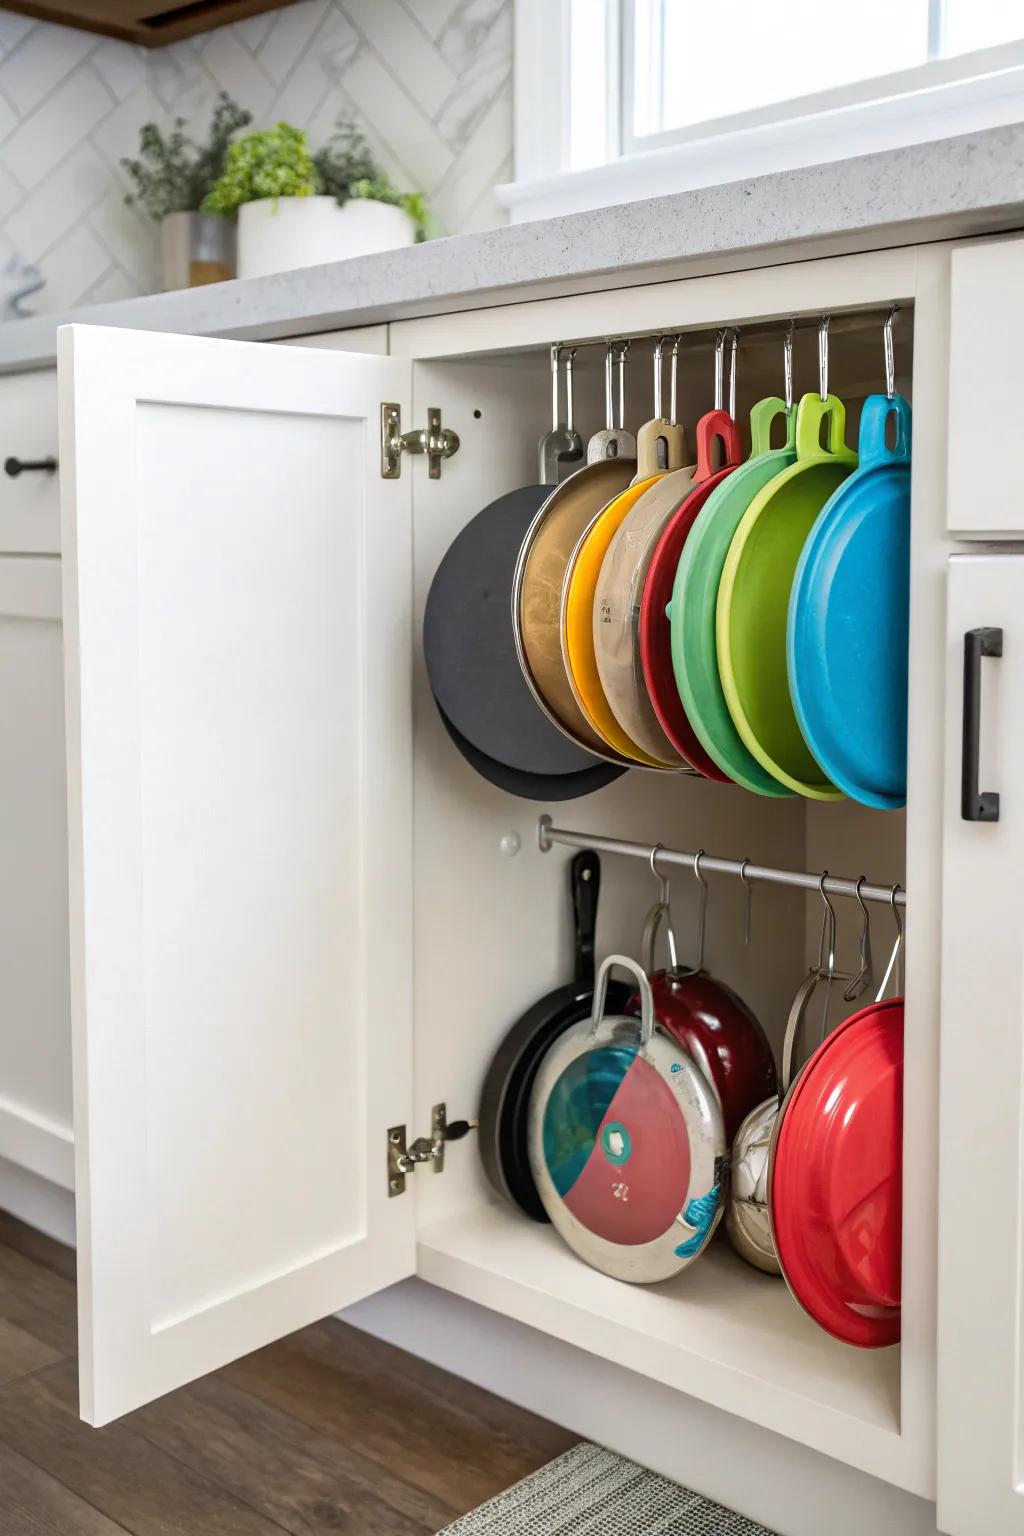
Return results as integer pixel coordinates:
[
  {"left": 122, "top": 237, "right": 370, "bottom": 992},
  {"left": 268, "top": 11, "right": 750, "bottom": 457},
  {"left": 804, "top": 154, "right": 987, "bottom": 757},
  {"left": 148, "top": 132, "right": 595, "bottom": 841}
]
[
  {"left": 639, "top": 331, "right": 742, "bottom": 777},
  {"left": 561, "top": 340, "right": 691, "bottom": 767},
  {"left": 592, "top": 338, "right": 699, "bottom": 765},
  {"left": 769, "top": 895, "right": 905, "bottom": 1347},
  {"left": 478, "top": 850, "right": 629, "bottom": 1219},
  {"left": 717, "top": 318, "right": 855, "bottom": 800},
  {"left": 425, "top": 346, "right": 621, "bottom": 782},
  {"left": 669, "top": 328, "right": 798, "bottom": 795},
  {"left": 434, "top": 694, "right": 623, "bottom": 801},
  {"left": 726, "top": 877, "right": 852, "bottom": 1274},
  {"left": 514, "top": 347, "right": 638, "bottom": 761},
  {"left": 529, "top": 954, "right": 726, "bottom": 1283},
  {"left": 788, "top": 313, "right": 912, "bottom": 809},
  {"left": 626, "top": 848, "right": 777, "bottom": 1143},
  {"left": 538, "top": 344, "right": 584, "bottom": 483}
]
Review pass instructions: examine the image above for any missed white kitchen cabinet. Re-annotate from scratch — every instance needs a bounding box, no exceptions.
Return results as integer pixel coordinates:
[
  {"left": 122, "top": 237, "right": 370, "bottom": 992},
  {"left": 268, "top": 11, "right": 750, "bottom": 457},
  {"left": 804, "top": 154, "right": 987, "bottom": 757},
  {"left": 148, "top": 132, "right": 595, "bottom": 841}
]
[
  {"left": 937, "top": 554, "right": 1024, "bottom": 1535},
  {"left": 0, "top": 232, "right": 1009, "bottom": 1535}
]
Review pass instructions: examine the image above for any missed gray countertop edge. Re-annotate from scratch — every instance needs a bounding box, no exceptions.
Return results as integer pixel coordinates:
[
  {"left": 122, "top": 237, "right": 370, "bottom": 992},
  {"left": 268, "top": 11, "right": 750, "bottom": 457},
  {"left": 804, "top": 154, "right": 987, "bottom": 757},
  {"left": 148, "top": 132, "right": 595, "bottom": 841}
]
[{"left": 4, "top": 121, "right": 1024, "bottom": 373}]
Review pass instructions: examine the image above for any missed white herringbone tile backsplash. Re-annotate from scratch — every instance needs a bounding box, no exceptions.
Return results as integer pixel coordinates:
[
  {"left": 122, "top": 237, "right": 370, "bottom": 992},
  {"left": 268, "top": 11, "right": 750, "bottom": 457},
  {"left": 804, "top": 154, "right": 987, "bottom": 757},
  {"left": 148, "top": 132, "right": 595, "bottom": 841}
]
[{"left": 0, "top": 0, "right": 512, "bottom": 317}]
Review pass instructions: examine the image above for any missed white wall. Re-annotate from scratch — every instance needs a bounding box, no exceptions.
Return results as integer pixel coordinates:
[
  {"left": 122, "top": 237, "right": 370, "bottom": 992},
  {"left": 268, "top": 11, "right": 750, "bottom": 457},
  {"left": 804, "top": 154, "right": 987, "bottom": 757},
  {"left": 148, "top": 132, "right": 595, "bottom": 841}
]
[{"left": 0, "top": 0, "right": 512, "bottom": 317}]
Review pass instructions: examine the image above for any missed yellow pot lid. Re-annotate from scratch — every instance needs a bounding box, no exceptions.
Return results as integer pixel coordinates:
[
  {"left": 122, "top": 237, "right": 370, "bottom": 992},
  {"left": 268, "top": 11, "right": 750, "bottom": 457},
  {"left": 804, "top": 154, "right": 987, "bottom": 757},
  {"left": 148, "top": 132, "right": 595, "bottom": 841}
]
[{"left": 561, "top": 475, "right": 670, "bottom": 767}]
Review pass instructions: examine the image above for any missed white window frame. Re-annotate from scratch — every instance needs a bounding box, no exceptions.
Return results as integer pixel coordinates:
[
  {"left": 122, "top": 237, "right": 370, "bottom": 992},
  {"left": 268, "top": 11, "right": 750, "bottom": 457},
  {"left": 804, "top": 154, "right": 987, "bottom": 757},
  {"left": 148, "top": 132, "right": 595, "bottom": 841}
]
[{"left": 502, "top": 0, "right": 1024, "bottom": 223}]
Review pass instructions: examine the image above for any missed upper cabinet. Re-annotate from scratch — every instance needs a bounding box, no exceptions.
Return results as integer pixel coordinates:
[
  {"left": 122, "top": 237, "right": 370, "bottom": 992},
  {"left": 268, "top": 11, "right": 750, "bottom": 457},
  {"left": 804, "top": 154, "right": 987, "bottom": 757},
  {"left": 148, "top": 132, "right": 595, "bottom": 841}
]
[
  {"left": 0, "top": 0, "right": 302, "bottom": 46},
  {"left": 59, "top": 324, "right": 416, "bottom": 1425},
  {"left": 947, "top": 238, "right": 1024, "bottom": 539}
]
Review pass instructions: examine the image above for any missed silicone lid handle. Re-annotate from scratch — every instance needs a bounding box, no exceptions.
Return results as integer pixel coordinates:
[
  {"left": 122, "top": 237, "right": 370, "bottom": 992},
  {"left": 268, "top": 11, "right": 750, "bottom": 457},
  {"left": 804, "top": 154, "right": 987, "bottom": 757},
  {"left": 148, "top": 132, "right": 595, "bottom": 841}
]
[
  {"left": 694, "top": 408, "right": 742, "bottom": 483},
  {"left": 749, "top": 396, "right": 796, "bottom": 458},
  {"left": 794, "top": 392, "right": 850, "bottom": 460},
  {"left": 857, "top": 393, "right": 912, "bottom": 471}
]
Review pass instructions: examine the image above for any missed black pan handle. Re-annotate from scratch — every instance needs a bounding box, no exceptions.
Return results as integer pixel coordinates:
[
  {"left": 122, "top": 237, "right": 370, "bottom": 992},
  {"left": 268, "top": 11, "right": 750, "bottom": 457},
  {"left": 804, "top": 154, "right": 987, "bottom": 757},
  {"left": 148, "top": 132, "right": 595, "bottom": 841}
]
[
  {"left": 962, "top": 626, "right": 1002, "bottom": 822},
  {"left": 571, "top": 850, "right": 601, "bottom": 989}
]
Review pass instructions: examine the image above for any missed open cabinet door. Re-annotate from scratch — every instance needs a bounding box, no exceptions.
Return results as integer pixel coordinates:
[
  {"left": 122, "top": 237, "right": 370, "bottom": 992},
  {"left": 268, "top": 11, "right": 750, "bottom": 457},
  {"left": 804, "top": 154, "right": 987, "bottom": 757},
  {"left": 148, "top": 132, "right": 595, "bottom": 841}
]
[
  {"left": 938, "top": 553, "right": 1024, "bottom": 1534},
  {"left": 58, "top": 325, "right": 415, "bottom": 1426}
]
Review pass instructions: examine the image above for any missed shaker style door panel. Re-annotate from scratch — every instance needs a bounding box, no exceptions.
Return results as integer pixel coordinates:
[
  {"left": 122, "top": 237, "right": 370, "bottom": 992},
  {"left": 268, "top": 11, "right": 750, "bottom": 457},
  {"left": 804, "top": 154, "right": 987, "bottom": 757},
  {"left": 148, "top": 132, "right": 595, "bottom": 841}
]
[
  {"left": 947, "top": 239, "right": 1024, "bottom": 537},
  {"left": 58, "top": 325, "right": 416, "bottom": 1426},
  {"left": 938, "top": 553, "right": 1024, "bottom": 1534},
  {"left": 0, "top": 558, "right": 72, "bottom": 1188}
]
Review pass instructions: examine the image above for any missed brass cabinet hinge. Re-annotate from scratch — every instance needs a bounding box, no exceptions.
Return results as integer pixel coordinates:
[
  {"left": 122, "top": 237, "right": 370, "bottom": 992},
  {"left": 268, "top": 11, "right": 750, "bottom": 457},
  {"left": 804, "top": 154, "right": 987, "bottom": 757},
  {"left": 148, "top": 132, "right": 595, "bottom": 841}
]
[{"left": 381, "top": 403, "right": 460, "bottom": 480}]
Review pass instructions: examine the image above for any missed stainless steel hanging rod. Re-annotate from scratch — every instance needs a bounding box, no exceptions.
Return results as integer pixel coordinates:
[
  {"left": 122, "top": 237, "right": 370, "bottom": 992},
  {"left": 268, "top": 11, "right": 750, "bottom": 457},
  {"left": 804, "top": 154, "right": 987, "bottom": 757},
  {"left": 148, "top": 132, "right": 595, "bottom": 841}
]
[
  {"left": 537, "top": 817, "right": 906, "bottom": 909},
  {"left": 548, "top": 304, "right": 906, "bottom": 356}
]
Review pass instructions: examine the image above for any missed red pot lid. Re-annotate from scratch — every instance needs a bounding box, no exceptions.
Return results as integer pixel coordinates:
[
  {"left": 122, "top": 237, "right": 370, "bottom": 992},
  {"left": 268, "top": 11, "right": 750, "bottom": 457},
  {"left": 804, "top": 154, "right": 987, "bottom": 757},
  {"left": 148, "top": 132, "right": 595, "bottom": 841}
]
[
  {"left": 639, "top": 411, "right": 741, "bottom": 779},
  {"left": 770, "top": 998, "right": 904, "bottom": 1348}
]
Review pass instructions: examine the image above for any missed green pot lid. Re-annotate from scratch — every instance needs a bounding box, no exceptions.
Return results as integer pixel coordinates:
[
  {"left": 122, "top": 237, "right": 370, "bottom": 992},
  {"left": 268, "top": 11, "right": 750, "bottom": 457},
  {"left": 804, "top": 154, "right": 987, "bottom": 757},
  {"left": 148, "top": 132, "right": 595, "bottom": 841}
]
[
  {"left": 670, "top": 397, "right": 797, "bottom": 797},
  {"left": 716, "top": 393, "right": 856, "bottom": 801}
]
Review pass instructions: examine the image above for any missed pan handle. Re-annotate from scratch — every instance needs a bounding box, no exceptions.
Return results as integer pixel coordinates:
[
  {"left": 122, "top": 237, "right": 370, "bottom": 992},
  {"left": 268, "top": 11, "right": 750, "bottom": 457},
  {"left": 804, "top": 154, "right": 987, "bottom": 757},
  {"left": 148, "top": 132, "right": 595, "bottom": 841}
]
[
  {"left": 962, "top": 627, "right": 1001, "bottom": 822},
  {"left": 590, "top": 955, "right": 654, "bottom": 1045},
  {"left": 570, "top": 850, "right": 600, "bottom": 989}
]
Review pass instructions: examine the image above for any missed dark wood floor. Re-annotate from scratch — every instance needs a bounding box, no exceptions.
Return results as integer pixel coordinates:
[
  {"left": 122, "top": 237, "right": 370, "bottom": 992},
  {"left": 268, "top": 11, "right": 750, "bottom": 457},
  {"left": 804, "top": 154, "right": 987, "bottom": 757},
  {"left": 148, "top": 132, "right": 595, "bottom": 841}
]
[{"left": 0, "top": 1211, "right": 576, "bottom": 1535}]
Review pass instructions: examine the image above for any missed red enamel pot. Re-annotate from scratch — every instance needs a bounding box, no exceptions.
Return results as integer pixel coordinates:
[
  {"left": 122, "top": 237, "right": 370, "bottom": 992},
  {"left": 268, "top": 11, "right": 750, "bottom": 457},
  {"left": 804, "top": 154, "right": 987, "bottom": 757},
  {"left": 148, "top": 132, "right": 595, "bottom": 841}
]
[
  {"left": 639, "top": 410, "right": 742, "bottom": 779},
  {"left": 769, "top": 997, "right": 904, "bottom": 1348}
]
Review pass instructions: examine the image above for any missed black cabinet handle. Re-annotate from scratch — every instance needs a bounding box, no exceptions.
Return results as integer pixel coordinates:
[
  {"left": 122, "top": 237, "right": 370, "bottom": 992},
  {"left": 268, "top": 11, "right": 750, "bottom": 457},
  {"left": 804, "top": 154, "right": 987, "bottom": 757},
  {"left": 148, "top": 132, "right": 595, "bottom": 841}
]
[
  {"left": 962, "top": 626, "right": 1002, "bottom": 822},
  {"left": 4, "top": 456, "right": 57, "bottom": 477}
]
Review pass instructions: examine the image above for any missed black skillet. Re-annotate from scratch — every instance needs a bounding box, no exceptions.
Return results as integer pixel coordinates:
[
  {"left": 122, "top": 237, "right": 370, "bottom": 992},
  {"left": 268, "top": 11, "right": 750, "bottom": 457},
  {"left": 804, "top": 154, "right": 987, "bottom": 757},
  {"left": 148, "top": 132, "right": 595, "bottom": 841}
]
[
  {"left": 435, "top": 692, "right": 620, "bottom": 802},
  {"left": 478, "top": 849, "right": 629, "bottom": 1220}
]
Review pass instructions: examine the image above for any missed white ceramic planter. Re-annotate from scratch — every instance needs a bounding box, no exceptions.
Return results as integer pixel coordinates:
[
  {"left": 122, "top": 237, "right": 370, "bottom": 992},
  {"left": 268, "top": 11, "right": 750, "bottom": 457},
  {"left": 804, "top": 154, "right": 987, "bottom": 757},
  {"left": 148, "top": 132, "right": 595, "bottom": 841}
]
[{"left": 237, "top": 195, "right": 416, "bottom": 279}]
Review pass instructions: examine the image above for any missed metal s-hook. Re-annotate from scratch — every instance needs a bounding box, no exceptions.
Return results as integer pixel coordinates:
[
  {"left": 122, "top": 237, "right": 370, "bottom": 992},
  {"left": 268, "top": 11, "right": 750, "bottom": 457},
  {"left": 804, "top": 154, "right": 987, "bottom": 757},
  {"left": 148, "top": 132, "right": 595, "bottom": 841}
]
[
  {"left": 616, "top": 339, "right": 629, "bottom": 429},
  {"left": 728, "top": 328, "right": 739, "bottom": 420},
  {"left": 642, "top": 844, "right": 679, "bottom": 975},
  {"left": 670, "top": 335, "right": 681, "bottom": 425},
  {"left": 875, "top": 884, "right": 904, "bottom": 1001},
  {"left": 738, "top": 857, "right": 753, "bottom": 948},
  {"left": 818, "top": 316, "right": 830, "bottom": 403},
  {"left": 653, "top": 336, "right": 667, "bottom": 420},
  {"left": 843, "top": 875, "right": 874, "bottom": 1001},
  {"left": 784, "top": 320, "right": 794, "bottom": 411},
  {"left": 714, "top": 329, "right": 726, "bottom": 412},
  {"left": 692, "top": 849, "right": 709, "bottom": 974},
  {"left": 815, "top": 871, "right": 839, "bottom": 1039},
  {"left": 883, "top": 305, "right": 899, "bottom": 401}
]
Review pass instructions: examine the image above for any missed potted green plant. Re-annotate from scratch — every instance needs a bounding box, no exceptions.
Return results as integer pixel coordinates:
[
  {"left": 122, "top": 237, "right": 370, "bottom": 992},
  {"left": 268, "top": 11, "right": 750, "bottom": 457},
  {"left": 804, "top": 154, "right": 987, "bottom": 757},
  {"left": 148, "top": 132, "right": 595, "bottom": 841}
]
[
  {"left": 203, "top": 119, "right": 427, "bottom": 280},
  {"left": 122, "top": 93, "right": 252, "bottom": 291}
]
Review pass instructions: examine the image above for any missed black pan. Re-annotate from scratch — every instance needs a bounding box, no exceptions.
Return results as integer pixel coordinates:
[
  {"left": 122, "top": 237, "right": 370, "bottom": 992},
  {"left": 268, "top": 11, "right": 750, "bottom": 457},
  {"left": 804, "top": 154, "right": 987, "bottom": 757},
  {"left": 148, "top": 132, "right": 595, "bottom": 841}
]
[
  {"left": 424, "top": 484, "right": 619, "bottom": 778},
  {"left": 435, "top": 692, "right": 620, "bottom": 802},
  {"left": 478, "top": 849, "right": 629, "bottom": 1220}
]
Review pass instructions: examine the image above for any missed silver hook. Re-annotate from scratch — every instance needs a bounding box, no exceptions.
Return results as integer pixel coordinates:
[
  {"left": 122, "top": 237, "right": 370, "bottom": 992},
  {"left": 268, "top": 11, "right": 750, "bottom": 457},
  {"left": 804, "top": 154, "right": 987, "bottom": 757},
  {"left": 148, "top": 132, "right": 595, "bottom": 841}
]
[
  {"left": 816, "top": 871, "right": 839, "bottom": 1040},
  {"left": 843, "top": 876, "right": 873, "bottom": 1001},
  {"left": 875, "top": 884, "right": 904, "bottom": 1001},
  {"left": 884, "top": 305, "right": 898, "bottom": 401},
  {"left": 616, "top": 339, "right": 629, "bottom": 429},
  {"left": 738, "top": 857, "right": 753, "bottom": 948},
  {"left": 714, "top": 329, "right": 726, "bottom": 412},
  {"left": 646, "top": 844, "right": 678, "bottom": 973},
  {"left": 818, "top": 316, "right": 830, "bottom": 403},
  {"left": 693, "top": 849, "right": 709, "bottom": 974},
  {"left": 604, "top": 343, "right": 615, "bottom": 430},
  {"left": 728, "top": 328, "right": 739, "bottom": 420},
  {"left": 670, "top": 335, "right": 681, "bottom": 425},
  {"left": 653, "top": 337, "right": 666, "bottom": 420},
  {"left": 784, "top": 320, "right": 794, "bottom": 411},
  {"left": 564, "top": 346, "right": 577, "bottom": 434},
  {"left": 549, "top": 343, "right": 561, "bottom": 431}
]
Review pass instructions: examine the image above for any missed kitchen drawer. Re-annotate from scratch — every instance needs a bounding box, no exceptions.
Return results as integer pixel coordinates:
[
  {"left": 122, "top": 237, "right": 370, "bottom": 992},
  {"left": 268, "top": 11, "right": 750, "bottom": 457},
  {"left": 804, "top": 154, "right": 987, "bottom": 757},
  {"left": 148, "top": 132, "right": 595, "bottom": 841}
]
[
  {"left": 948, "top": 237, "right": 1024, "bottom": 538},
  {"left": 0, "top": 370, "right": 59, "bottom": 554}
]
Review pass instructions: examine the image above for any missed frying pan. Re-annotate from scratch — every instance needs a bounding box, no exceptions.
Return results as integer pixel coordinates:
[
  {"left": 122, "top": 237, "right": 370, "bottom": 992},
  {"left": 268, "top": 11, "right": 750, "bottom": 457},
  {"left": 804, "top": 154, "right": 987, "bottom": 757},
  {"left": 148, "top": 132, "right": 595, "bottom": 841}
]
[
  {"left": 669, "top": 396, "right": 797, "bottom": 795},
  {"left": 639, "top": 409, "right": 742, "bottom": 777},
  {"left": 434, "top": 692, "right": 623, "bottom": 801},
  {"left": 478, "top": 850, "right": 629, "bottom": 1220},
  {"left": 514, "top": 460, "right": 637, "bottom": 758},
  {"left": 716, "top": 391, "right": 855, "bottom": 800},
  {"left": 592, "top": 463, "right": 698, "bottom": 764},
  {"left": 424, "top": 347, "right": 607, "bottom": 777},
  {"left": 787, "top": 393, "right": 912, "bottom": 809}
]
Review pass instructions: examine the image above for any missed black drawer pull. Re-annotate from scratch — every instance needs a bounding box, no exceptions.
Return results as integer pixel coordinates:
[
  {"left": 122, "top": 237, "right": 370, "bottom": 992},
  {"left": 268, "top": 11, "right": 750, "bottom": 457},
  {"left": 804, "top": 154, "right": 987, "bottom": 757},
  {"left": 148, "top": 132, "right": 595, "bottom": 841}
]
[
  {"left": 962, "top": 626, "right": 1002, "bottom": 822},
  {"left": 4, "top": 456, "right": 57, "bottom": 477}
]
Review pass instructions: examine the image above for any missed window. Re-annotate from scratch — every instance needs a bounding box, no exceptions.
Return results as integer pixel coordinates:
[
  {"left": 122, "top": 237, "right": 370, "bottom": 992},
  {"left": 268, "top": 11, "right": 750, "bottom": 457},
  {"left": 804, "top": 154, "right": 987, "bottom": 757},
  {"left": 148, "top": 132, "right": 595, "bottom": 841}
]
[{"left": 506, "top": 0, "right": 1024, "bottom": 220}]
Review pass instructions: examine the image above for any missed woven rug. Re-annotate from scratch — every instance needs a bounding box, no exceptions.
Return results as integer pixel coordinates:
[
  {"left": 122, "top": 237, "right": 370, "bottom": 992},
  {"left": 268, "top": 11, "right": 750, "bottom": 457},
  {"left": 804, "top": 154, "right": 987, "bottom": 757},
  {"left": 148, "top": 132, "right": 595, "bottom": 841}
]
[{"left": 437, "top": 1442, "right": 777, "bottom": 1535}]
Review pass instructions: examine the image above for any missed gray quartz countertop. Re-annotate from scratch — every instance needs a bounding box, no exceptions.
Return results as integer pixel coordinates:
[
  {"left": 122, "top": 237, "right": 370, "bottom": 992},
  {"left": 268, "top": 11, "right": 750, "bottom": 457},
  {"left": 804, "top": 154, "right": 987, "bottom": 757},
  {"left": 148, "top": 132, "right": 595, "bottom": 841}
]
[{"left": 4, "top": 121, "right": 1024, "bottom": 373}]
